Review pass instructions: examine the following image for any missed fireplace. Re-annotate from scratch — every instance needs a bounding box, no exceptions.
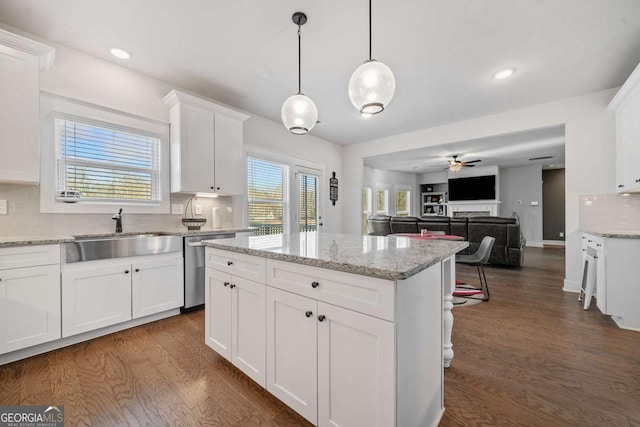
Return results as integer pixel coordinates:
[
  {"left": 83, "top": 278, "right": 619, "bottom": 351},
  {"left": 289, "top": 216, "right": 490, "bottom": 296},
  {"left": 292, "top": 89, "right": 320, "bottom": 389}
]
[
  {"left": 447, "top": 201, "right": 500, "bottom": 217},
  {"left": 452, "top": 211, "right": 491, "bottom": 218}
]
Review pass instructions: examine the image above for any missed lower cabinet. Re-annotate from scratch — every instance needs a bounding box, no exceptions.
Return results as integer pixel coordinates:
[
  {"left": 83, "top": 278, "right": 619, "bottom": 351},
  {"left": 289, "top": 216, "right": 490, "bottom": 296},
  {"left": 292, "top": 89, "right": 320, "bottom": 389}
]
[
  {"left": 0, "top": 264, "right": 61, "bottom": 354},
  {"left": 205, "top": 267, "right": 266, "bottom": 386},
  {"left": 266, "top": 287, "right": 395, "bottom": 426},
  {"left": 62, "top": 253, "right": 183, "bottom": 338}
]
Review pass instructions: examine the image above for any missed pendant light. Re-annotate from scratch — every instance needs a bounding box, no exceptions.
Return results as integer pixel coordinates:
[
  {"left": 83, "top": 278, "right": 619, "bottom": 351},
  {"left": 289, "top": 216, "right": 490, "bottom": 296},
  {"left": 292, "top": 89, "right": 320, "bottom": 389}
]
[
  {"left": 348, "top": 0, "right": 396, "bottom": 115},
  {"left": 281, "top": 12, "right": 318, "bottom": 135}
]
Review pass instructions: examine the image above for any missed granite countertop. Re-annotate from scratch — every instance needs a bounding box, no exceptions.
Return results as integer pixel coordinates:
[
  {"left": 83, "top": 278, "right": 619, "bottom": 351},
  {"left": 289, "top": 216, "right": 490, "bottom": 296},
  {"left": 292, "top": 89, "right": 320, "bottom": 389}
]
[
  {"left": 0, "top": 228, "right": 254, "bottom": 248},
  {"left": 203, "top": 232, "right": 468, "bottom": 281},
  {"left": 582, "top": 230, "right": 640, "bottom": 239}
]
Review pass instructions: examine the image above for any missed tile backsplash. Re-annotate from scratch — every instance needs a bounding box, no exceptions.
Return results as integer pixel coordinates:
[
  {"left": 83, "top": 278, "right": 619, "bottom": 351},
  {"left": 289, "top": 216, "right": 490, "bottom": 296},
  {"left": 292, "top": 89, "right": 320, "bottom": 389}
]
[
  {"left": 579, "top": 193, "right": 640, "bottom": 231},
  {"left": 0, "top": 183, "right": 235, "bottom": 236}
]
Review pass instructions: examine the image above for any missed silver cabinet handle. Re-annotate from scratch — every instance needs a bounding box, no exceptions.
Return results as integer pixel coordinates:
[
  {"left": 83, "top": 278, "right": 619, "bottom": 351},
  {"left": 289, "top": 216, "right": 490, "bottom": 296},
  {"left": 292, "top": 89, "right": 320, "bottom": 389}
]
[{"left": 186, "top": 241, "right": 204, "bottom": 247}]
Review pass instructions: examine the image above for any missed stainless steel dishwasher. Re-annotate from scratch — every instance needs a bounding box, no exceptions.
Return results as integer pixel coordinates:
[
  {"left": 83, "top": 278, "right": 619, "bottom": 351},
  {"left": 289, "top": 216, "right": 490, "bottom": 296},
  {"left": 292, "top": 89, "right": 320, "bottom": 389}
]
[{"left": 183, "top": 233, "right": 234, "bottom": 309}]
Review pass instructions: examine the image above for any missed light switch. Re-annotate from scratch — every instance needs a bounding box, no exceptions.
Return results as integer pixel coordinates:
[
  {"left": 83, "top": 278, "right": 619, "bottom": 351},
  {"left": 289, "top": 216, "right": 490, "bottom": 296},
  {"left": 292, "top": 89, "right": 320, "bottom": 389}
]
[
  {"left": 531, "top": 201, "right": 539, "bottom": 206},
  {"left": 0, "top": 199, "right": 7, "bottom": 215}
]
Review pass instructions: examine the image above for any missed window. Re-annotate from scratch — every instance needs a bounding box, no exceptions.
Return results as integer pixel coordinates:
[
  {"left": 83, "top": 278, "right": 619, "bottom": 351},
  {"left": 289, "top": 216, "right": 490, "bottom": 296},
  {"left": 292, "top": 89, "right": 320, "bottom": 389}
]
[
  {"left": 362, "top": 187, "right": 372, "bottom": 234},
  {"left": 395, "top": 189, "right": 411, "bottom": 216},
  {"left": 376, "top": 188, "right": 388, "bottom": 214},
  {"left": 56, "top": 117, "right": 161, "bottom": 203},
  {"left": 298, "top": 171, "right": 319, "bottom": 232},
  {"left": 247, "top": 157, "right": 290, "bottom": 235}
]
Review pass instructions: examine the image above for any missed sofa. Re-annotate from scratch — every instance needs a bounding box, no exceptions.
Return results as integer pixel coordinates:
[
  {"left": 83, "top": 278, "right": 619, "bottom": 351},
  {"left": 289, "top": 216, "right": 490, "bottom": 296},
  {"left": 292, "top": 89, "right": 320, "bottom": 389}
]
[{"left": 367, "top": 215, "right": 526, "bottom": 267}]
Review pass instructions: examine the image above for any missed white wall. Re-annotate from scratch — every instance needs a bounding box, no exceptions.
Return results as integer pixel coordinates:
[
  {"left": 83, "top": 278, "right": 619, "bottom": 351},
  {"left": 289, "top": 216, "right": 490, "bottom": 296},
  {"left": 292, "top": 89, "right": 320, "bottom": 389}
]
[
  {"left": 342, "top": 89, "right": 617, "bottom": 293},
  {"left": 0, "top": 28, "right": 343, "bottom": 235},
  {"left": 500, "top": 165, "right": 543, "bottom": 246},
  {"left": 363, "top": 166, "right": 419, "bottom": 216}
]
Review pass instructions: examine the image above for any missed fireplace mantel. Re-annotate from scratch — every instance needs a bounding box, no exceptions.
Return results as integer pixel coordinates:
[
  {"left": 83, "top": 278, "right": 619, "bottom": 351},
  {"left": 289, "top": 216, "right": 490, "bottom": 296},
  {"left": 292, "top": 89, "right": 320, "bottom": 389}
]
[{"left": 447, "top": 200, "right": 501, "bottom": 217}]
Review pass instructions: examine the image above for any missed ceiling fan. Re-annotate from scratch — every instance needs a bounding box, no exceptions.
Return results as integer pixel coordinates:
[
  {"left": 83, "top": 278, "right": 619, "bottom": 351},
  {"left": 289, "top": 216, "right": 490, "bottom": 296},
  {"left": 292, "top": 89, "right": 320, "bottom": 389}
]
[{"left": 445, "top": 155, "right": 481, "bottom": 172}]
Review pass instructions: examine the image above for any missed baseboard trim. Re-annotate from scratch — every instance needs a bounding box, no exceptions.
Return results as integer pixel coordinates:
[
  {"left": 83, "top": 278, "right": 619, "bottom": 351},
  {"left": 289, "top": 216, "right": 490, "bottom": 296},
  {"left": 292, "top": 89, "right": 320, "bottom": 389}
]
[
  {"left": 563, "top": 279, "right": 580, "bottom": 293},
  {"left": 543, "top": 240, "right": 566, "bottom": 246},
  {"left": 526, "top": 241, "right": 544, "bottom": 248}
]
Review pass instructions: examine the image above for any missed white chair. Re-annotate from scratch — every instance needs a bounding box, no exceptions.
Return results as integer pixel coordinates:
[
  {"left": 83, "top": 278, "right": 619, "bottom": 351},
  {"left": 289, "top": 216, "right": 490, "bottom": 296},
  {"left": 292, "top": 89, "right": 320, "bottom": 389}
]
[{"left": 455, "top": 236, "right": 495, "bottom": 301}]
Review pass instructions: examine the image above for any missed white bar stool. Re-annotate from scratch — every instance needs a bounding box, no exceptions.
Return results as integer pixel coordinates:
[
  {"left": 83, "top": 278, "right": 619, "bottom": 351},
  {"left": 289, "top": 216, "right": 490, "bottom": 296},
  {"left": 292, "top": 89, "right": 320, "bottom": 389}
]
[{"left": 578, "top": 250, "right": 597, "bottom": 310}]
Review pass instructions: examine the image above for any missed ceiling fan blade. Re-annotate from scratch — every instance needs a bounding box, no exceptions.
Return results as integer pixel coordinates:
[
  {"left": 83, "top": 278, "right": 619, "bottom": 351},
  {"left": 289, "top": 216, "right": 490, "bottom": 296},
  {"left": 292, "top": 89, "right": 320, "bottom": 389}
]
[
  {"left": 462, "top": 159, "right": 482, "bottom": 164},
  {"left": 464, "top": 164, "right": 476, "bottom": 167}
]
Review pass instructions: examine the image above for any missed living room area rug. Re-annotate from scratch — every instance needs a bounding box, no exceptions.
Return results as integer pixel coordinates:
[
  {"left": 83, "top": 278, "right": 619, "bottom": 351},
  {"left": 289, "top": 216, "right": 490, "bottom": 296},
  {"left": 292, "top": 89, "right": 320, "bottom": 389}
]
[{"left": 453, "top": 282, "right": 485, "bottom": 307}]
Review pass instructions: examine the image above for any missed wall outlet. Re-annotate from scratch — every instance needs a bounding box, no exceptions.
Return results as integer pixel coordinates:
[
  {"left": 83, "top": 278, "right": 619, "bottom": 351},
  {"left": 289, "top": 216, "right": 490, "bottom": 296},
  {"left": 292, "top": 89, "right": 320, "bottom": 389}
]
[
  {"left": 171, "top": 203, "right": 183, "bottom": 215},
  {"left": 559, "top": 232, "right": 564, "bottom": 238},
  {"left": 195, "top": 204, "right": 203, "bottom": 215},
  {"left": 0, "top": 199, "right": 7, "bottom": 215},
  {"left": 531, "top": 201, "right": 539, "bottom": 206}
]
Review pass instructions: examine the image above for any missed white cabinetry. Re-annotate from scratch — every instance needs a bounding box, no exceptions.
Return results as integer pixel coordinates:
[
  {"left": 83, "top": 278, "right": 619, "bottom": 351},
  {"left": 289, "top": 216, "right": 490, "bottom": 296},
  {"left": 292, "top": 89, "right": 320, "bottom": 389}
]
[
  {"left": 163, "top": 90, "right": 249, "bottom": 195},
  {"left": 0, "top": 245, "right": 61, "bottom": 354},
  {"left": 0, "top": 29, "right": 54, "bottom": 184},
  {"left": 205, "top": 246, "right": 445, "bottom": 426},
  {"left": 266, "top": 287, "right": 394, "bottom": 426},
  {"left": 205, "top": 250, "right": 266, "bottom": 386},
  {"left": 582, "top": 232, "right": 640, "bottom": 331},
  {"left": 62, "top": 253, "right": 183, "bottom": 337},
  {"left": 609, "top": 62, "right": 640, "bottom": 193}
]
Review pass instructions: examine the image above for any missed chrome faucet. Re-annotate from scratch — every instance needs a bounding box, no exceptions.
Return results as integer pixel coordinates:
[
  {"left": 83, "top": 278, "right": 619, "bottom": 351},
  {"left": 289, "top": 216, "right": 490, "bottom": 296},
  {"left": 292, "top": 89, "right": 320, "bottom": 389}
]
[{"left": 112, "top": 208, "right": 123, "bottom": 233}]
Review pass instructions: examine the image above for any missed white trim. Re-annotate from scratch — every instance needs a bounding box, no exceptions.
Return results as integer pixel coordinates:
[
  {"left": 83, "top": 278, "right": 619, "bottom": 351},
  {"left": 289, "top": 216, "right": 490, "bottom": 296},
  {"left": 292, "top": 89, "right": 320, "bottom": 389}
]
[
  {"left": 526, "top": 241, "right": 544, "bottom": 248},
  {"left": 163, "top": 89, "right": 249, "bottom": 122},
  {"left": 0, "top": 28, "right": 55, "bottom": 69},
  {"left": 543, "top": 240, "right": 566, "bottom": 246},
  {"left": 608, "top": 61, "right": 640, "bottom": 110},
  {"left": 39, "top": 93, "right": 171, "bottom": 214}
]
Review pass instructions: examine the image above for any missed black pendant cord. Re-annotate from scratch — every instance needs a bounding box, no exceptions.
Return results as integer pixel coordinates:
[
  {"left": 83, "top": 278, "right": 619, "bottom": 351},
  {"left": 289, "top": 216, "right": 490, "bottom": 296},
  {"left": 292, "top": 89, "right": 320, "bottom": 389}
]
[
  {"left": 298, "top": 25, "right": 302, "bottom": 94},
  {"left": 368, "top": 0, "right": 372, "bottom": 61}
]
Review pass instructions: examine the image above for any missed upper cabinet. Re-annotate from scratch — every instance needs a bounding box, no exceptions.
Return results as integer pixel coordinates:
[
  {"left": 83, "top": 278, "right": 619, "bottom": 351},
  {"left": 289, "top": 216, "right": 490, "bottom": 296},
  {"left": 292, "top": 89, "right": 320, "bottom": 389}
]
[
  {"left": 609, "top": 62, "right": 640, "bottom": 193},
  {"left": 0, "top": 29, "right": 54, "bottom": 185},
  {"left": 163, "top": 90, "right": 249, "bottom": 195}
]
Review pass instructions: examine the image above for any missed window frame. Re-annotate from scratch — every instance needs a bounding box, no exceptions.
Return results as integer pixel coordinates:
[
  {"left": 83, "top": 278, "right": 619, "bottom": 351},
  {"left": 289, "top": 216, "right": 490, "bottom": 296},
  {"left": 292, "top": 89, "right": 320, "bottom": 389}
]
[
  {"left": 247, "top": 156, "right": 290, "bottom": 236},
  {"left": 54, "top": 115, "right": 162, "bottom": 204},
  {"left": 394, "top": 184, "right": 412, "bottom": 217},
  {"left": 40, "top": 92, "right": 170, "bottom": 214},
  {"left": 375, "top": 185, "right": 389, "bottom": 215}
]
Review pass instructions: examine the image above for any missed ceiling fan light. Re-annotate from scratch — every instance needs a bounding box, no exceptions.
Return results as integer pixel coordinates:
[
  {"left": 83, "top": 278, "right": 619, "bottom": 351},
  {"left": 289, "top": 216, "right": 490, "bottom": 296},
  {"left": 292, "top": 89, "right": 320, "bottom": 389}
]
[
  {"left": 449, "top": 163, "right": 462, "bottom": 172},
  {"left": 348, "top": 60, "right": 396, "bottom": 114},
  {"left": 281, "top": 93, "right": 318, "bottom": 135}
]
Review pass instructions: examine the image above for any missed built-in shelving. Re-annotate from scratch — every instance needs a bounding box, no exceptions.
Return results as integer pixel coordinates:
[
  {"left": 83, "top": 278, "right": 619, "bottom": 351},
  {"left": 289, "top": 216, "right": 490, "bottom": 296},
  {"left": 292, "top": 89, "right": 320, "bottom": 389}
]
[{"left": 421, "top": 192, "right": 447, "bottom": 216}]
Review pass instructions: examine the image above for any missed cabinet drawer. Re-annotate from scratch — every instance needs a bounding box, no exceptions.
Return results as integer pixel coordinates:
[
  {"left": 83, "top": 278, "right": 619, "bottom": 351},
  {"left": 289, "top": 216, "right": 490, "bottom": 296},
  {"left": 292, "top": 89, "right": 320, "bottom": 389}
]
[
  {"left": 266, "top": 260, "right": 395, "bottom": 321},
  {"left": 206, "top": 248, "right": 266, "bottom": 283},
  {"left": 0, "top": 245, "right": 60, "bottom": 270},
  {"left": 583, "top": 234, "right": 604, "bottom": 251}
]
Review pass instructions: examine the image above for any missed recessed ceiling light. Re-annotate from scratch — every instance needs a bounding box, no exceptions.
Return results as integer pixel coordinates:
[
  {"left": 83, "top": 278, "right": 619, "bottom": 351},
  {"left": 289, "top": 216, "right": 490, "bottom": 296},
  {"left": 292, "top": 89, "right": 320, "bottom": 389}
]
[
  {"left": 110, "top": 48, "right": 130, "bottom": 59},
  {"left": 494, "top": 68, "right": 515, "bottom": 80}
]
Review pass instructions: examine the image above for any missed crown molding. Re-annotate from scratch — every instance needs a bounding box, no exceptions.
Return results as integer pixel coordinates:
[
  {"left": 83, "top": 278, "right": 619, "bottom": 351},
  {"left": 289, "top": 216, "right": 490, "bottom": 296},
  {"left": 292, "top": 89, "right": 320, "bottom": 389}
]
[
  {"left": 0, "top": 28, "right": 55, "bottom": 70},
  {"left": 162, "top": 89, "right": 250, "bottom": 122}
]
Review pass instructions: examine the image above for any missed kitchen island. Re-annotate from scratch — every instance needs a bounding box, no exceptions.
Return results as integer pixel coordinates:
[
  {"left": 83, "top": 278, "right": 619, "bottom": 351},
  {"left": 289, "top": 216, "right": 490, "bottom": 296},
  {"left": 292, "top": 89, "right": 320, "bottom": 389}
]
[{"left": 203, "top": 232, "right": 467, "bottom": 427}]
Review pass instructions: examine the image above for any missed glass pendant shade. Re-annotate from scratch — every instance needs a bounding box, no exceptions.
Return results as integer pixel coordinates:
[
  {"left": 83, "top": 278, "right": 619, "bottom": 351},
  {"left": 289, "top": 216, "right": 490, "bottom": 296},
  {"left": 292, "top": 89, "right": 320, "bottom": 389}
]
[
  {"left": 449, "top": 163, "right": 462, "bottom": 172},
  {"left": 348, "top": 60, "right": 396, "bottom": 114},
  {"left": 281, "top": 93, "right": 318, "bottom": 135}
]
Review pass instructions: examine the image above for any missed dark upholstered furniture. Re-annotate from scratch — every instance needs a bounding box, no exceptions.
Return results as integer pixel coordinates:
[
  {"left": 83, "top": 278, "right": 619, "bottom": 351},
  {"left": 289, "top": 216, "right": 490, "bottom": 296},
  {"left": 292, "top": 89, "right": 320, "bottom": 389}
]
[{"left": 367, "top": 215, "right": 526, "bottom": 267}]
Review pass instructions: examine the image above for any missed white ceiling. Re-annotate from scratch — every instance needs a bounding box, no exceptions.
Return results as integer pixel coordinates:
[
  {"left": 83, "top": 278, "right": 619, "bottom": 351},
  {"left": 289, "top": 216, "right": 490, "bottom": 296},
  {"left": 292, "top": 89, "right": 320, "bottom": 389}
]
[
  {"left": 363, "top": 126, "right": 566, "bottom": 173},
  {"left": 0, "top": 0, "right": 639, "bottom": 146}
]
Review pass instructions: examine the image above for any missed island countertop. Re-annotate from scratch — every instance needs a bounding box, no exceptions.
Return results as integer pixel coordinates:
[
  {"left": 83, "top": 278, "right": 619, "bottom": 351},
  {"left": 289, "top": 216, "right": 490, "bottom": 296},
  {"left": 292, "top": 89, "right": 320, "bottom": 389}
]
[{"left": 203, "top": 232, "right": 468, "bottom": 281}]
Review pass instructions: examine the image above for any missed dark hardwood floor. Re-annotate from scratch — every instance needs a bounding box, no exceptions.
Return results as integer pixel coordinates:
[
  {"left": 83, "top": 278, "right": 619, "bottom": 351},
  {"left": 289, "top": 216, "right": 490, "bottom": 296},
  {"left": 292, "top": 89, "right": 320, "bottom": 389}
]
[{"left": 1, "top": 247, "right": 638, "bottom": 426}]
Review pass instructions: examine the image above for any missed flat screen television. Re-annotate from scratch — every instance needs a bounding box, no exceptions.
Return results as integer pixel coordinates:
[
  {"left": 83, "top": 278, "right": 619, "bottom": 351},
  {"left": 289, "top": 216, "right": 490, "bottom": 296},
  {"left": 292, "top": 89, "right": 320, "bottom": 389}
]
[{"left": 448, "top": 175, "right": 496, "bottom": 201}]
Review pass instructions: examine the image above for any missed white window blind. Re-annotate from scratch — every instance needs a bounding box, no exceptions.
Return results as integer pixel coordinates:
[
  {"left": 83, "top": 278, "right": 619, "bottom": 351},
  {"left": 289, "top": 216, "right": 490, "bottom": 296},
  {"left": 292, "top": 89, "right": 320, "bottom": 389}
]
[
  {"left": 298, "top": 172, "right": 318, "bottom": 232},
  {"left": 247, "top": 157, "right": 289, "bottom": 235},
  {"left": 56, "top": 117, "right": 161, "bottom": 202}
]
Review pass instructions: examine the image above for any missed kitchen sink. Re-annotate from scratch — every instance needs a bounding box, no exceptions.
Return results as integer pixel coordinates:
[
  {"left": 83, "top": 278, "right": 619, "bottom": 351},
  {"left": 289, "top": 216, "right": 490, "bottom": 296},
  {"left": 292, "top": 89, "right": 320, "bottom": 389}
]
[{"left": 65, "top": 233, "right": 182, "bottom": 263}]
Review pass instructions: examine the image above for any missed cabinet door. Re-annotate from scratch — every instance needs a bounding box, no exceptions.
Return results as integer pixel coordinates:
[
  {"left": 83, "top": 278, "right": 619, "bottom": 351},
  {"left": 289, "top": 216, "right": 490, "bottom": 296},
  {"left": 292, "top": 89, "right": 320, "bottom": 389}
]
[
  {"left": 317, "top": 302, "right": 395, "bottom": 427},
  {"left": 205, "top": 268, "right": 232, "bottom": 360},
  {"left": 615, "top": 99, "right": 635, "bottom": 192},
  {"left": 266, "top": 287, "right": 318, "bottom": 425},
  {"left": 231, "top": 276, "right": 266, "bottom": 387},
  {"left": 630, "top": 85, "right": 640, "bottom": 188},
  {"left": 180, "top": 103, "right": 215, "bottom": 192},
  {"left": 132, "top": 256, "right": 184, "bottom": 319},
  {"left": 0, "top": 265, "right": 61, "bottom": 354},
  {"left": 0, "top": 44, "right": 40, "bottom": 184},
  {"left": 62, "top": 263, "right": 132, "bottom": 338},
  {"left": 213, "top": 114, "right": 243, "bottom": 195}
]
